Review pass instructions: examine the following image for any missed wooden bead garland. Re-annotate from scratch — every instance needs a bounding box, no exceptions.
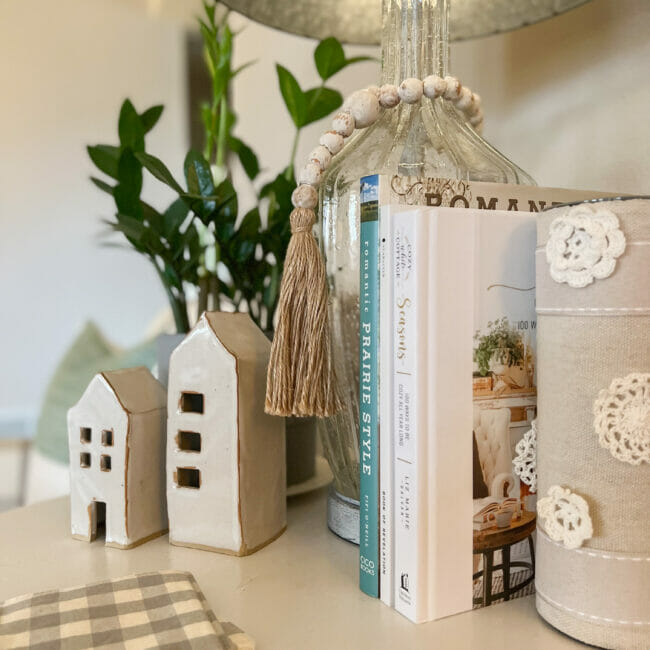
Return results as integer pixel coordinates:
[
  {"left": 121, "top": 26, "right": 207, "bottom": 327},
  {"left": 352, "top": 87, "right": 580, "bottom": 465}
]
[
  {"left": 267, "top": 75, "right": 485, "bottom": 417},
  {"left": 319, "top": 131, "right": 345, "bottom": 156},
  {"left": 398, "top": 77, "right": 424, "bottom": 104}
]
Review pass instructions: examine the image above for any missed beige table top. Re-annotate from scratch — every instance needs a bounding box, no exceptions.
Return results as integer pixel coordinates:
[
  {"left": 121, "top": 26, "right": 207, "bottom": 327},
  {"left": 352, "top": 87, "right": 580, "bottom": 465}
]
[{"left": 0, "top": 490, "right": 583, "bottom": 649}]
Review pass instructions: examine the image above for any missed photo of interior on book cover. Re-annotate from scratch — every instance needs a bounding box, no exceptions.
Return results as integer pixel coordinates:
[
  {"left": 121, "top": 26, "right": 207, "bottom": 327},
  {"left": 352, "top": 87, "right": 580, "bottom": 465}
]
[{"left": 472, "top": 248, "right": 538, "bottom": 609}]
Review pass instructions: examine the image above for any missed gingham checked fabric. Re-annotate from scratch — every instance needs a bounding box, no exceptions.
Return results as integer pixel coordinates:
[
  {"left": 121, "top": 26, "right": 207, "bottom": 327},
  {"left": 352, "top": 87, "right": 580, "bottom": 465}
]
[{"left": 0, "top": 570, "right": 254, "bottom": 650}]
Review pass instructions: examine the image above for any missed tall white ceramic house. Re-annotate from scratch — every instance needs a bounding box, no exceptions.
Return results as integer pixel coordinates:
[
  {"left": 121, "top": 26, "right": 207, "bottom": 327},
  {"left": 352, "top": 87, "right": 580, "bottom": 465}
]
[
  {"left": 67, "top": 367, "right": 168, "bottom": 548},
  {"left": 167, "top": 312, "right": 286, "bottom": 555}
]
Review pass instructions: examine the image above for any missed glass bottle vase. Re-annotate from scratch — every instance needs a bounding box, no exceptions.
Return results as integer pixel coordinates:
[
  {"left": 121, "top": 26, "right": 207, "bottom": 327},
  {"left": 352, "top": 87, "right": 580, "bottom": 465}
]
[{"left": 318, "top": 0, "right": 535, "bottom": 542}]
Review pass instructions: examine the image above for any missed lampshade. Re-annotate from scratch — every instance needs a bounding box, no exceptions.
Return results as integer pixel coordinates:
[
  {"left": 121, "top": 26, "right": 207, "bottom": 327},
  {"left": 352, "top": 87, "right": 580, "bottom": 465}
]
[{"left": 219, "top": 0, "right": 592, "bottom": 44}]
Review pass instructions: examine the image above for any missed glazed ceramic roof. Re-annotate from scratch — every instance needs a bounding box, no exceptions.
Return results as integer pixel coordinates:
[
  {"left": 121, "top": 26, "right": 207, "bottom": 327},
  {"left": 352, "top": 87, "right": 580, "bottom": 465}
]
[
  {"left": 202, "top": 312, "right": 270, "bottom": 361},
  {"left": 100, "top": 367, "right": 166, "bottom": 414}
]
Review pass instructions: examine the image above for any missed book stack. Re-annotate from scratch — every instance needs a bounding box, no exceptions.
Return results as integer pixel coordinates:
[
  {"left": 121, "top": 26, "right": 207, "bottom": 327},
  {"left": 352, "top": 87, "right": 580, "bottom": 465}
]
[{"left": 357, "top": 174, "right": 618, "bottom": 622}]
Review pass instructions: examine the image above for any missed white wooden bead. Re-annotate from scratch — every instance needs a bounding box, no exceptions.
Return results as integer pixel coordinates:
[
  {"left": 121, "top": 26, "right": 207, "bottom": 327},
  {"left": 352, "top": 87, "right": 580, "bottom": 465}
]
[
  {"left": 468, "top": 93, "right": 482, "bottom": 116},
  {"left": 443, "top": 76, "right": 462, "bottom": 100},
  {"left": 423, "top": 75, "right": 446, "bottom": 99},
  {"left": 299, "top": 161, "right": 322, "bottom": 187},
  {"left": 343, "top": 90, "right": 380, "bottom": 129},
  {"left": 366, "top": 85, "right": 381, "bottom": 99},
  {"left": 332, "top": 112, "right": 355, "bottom": 137},
  {"left": 319, "top": 131, "right": 345, "bottom": 155},
  {"left": 378, "top": 84, "right": 400, "bottom": 108},
  {"left": 470, "top": 107, "right": 484, "bottom": 126},
  {"left": 309, "top": 145, "right": 332, "bottom": 171},
  {"left": 291, "top": 184, "right": 318, "bottom": 210},
  {"left": 454, "top": 86, "right": 474, "bottom": 111},
  {"left": 398, "top": 78, "right": 423, "bottom": 104}
]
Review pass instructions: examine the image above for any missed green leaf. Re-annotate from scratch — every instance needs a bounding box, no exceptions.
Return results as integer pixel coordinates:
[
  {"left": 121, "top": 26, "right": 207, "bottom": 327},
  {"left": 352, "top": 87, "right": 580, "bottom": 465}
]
[
  {"left": 263, "top": 263, "right": 281, "bottom": 312},
  {"left": 206, "top": 22, "right": 233, "bottom": 101},
  {"left": 198, "top": 18, "right": 218, "bottom": 62},
  {"left": 140, "top": 105, "right": 164, "bottom": 133},
  {"left": 140, "top": 201, "right": 164, "bottom": 236},
  {"left": 183, "top": 225, "right": 202, "bottom": 268},
  {"left": 202, "top": 0, "right": 216, "bottom": 27},
  {"left": 210, "top": 179, "right": 238, "bottom": 241},
  {"left": 135, "top": 152, "right": 185, "bottom": 194},
  {"left": 90, "top": 176, "right": 115, "bottom": 195},
  {"left": 260, "top": 172, "right": 295, "bottom": 230},
  {"left": 344, "top": 55, "right": 375, "bottom": 66},
  {"left": 231, "top": 60, "right": 256, "bottom": 79},
  {"left": 234, "top": 208, "right": 262, "bottom": 263},
  {"left": 303, "top": 86, "right": 343, "bottom": 125},
  {"left": 163, "top": 198, "right": 189, "bottom": 238},
  {"left": 314, "top": 37, "right": 346, "bottom": 81},
  {"left": 228, "top": 136, "right": 260, "bottom": 181},
  {"left": 162, "top": 263, "right": 184, "bottom": 291},
  {"left": 314, "top": 37, "right": 374, "bottom": 80},
  {"left": 113, "top": 213, "right": 146, "bottom": 241},
  {"left": 118, "top": 99, "right": 145, "bottom": 152},
  {"left": 214, "top": 179, "right": 238, "bottom": 222},
  {"left": 237, "top": 207, "right": 260, "bottom": 239},
  {"left": 87, "top": 145, "right": 120, "bottom": 179},
  {"left": 114, "top": 149, "right": 143, "bottom": 218},
  {"left": 200, "top": 102, "right": 213, "bottom": 134},
  {"left": 276, "top": 64, "right": 307, "bottom": 127},
  {"left": 183, "top": 150, "right": 216, "bottom": 216}
]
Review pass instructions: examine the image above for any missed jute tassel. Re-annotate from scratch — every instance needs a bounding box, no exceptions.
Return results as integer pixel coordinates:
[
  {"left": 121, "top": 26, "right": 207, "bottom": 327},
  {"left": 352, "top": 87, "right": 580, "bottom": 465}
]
[{"left": 265, "top": 207, "right": 341, "bottom": 417}]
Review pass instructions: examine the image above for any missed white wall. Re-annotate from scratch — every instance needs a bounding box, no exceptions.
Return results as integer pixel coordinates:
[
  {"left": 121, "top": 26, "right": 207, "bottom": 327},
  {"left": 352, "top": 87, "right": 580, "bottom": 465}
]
[
  {"left": 1, "top": 0, "right": 649, "bottom": 422},
  {"left": 0, "top": 0, "right": 189, "bottom": 414},
  {"left": 453, "top": 0, "right": 650, "bottom": 194}
]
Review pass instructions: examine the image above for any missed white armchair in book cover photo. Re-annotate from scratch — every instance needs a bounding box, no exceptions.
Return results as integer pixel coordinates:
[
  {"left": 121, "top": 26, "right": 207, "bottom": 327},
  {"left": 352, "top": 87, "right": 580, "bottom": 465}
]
[{"left": 472, "top": 312, "right": 537, "bottom": 608}]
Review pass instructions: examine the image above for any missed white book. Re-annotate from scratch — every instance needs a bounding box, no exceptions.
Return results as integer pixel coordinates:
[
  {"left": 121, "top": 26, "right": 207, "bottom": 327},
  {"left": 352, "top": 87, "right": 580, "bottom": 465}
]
[
  {"left": 426, "top": 209, "right": 475, "bottom": 621},
  {"left": 391, "top": 206, "right": 537, "bottom": 623},
  {"left": 378, "top": 202, "right": 394, "bottom": 607},
  {"left": 392, "top": 208, "right": 429, "bottom": 622}
]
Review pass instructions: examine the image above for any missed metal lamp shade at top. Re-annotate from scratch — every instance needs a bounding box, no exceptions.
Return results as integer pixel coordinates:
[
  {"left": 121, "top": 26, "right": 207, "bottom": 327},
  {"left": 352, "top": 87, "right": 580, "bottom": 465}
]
[{"left": 219, "top": 0, "right": 593, "bottom": 43}]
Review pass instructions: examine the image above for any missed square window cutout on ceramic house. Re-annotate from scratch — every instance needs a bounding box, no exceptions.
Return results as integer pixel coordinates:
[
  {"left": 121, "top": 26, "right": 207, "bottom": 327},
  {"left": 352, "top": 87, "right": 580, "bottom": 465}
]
[
  {"left": 100, "top": 455, "right": 111, "bottom": 472},
  {"left": 177, "top": 431, "right": 201, "bottom": 452},
  {"left": 101, "top": 429, "right": 113, "bottom": 446},
  {"left": 80, "top": 452, "right": 91, "bottom": 468},
  {"left": 80, "top": 427, "right": 91, "bottom": 443},
  {"left": 180, "top": 392, "right": 204, "bottom": 414},
  {"left": 176, "top": 467, "right": 201, "bottom": 489}
]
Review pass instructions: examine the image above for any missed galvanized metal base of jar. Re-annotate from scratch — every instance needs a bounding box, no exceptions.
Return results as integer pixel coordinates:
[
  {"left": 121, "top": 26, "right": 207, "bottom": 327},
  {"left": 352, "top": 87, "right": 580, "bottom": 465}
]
[{"left": 327, "top": 486, "right": 359, "bottom": 544}]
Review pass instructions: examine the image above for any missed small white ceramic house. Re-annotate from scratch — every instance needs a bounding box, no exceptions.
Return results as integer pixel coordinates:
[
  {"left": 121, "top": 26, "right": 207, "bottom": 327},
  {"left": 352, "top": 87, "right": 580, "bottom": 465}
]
[
  {"left": 167, "top": 312, "right": 286, "bottom": 555},
  {"left": 68, "top": 367, "right": 168, "bottom": 548}
]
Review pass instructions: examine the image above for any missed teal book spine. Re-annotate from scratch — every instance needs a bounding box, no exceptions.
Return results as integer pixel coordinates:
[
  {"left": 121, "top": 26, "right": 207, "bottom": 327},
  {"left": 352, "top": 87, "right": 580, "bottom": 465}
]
[{"left": 359, "top": 174, "right": 380, "bottom": 598}]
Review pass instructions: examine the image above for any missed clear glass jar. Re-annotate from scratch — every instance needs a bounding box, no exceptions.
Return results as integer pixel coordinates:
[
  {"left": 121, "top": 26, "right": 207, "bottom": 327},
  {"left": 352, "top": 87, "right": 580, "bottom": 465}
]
[{"left": 318, "top": 0, "right": 535, "bottom": 541}]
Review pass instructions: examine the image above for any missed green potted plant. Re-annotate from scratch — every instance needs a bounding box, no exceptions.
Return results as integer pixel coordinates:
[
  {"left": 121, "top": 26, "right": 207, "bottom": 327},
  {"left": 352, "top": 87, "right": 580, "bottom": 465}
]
[
  {"left": 87, "top": 1, "right": 370, "bottom": 486},
  {"left": 473, "top": 317, "right": 525, "bottom": 380}
]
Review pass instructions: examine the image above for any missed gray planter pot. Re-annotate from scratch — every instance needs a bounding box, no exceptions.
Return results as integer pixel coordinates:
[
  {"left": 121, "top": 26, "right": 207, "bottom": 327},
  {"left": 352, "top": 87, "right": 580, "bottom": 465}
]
[
  {"left": 262, "top": 330, "right": 317, "bottom": 486},
  {"left": 285, "top": 416, "right": 317, "bottom": 486},
  {"left": 156, "top": 333, "right": 185, "bottom": 389}
]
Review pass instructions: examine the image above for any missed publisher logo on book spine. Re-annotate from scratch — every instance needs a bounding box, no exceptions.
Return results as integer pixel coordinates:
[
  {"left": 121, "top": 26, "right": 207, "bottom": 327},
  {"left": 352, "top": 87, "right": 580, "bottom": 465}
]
[{"left": 399, "top": 573, "right": 412, "bottom": 605}]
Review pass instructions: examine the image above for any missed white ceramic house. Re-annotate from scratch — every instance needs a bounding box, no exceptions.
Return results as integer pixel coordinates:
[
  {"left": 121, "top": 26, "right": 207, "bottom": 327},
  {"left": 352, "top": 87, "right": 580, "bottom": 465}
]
[
  {"left": 68, "top": 367, "right": 168, "bottom": 548},
  {"left": 167, "top": 312, "right": 286, "bottom": 555}
]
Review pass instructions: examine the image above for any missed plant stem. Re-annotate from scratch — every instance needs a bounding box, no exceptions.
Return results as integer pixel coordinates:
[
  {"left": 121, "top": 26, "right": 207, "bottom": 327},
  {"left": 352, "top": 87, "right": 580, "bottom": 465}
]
[
  {"left": 285, "top": 129, "right": 300, "bottom": 181},
  {"left": 151, "top": 261, "right": 190, "bottom": 333},
  {"left": 175, "top": 292, "right": 190, "bottom": 332},
  {"left": 164, "top": 282, "right": 190, "bottom": 333},
  {"left": 216, "top": 94, "right": 228, "bottom": 171},
  {"left": 198, "top": 276, "right": 209, "bottom": 317},
  {"left": 209, "top": 274, "right": 220, "bottom": 311}
]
